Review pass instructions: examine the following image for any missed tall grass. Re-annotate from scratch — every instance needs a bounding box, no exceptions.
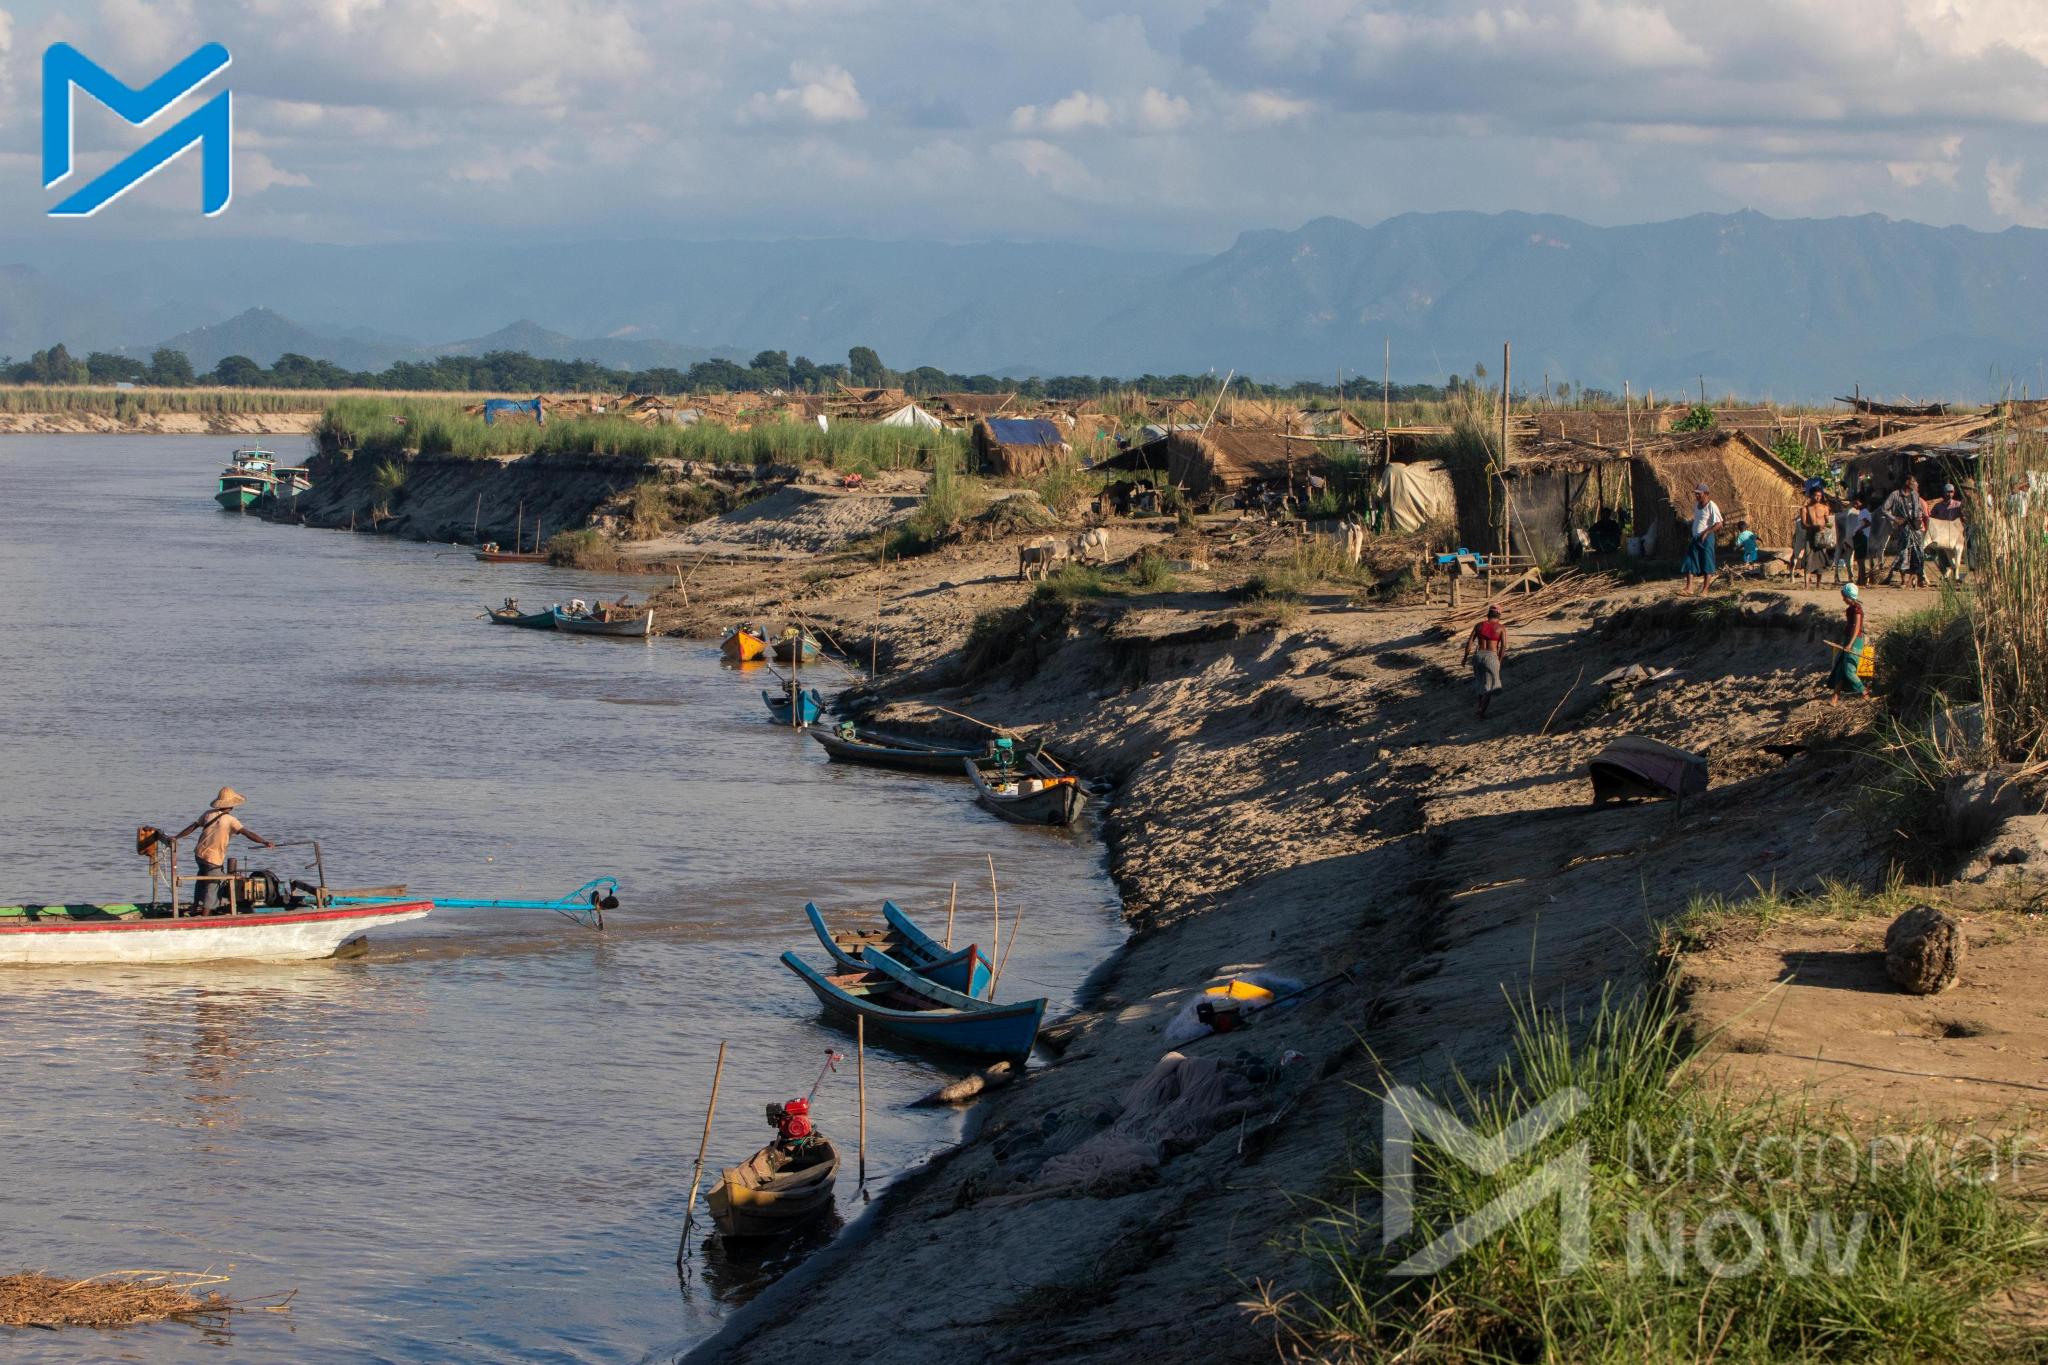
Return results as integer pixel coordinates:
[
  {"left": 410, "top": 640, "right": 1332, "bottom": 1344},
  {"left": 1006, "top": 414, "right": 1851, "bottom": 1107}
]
[
  {"left": 1972, "top": 417, "right": 2048, "bottom": 761},
  {"left": 318, "top": 398, "right": 970, "bottom": 469},
  {"left": 1262, "top": 979, "right": 2048, "bottom": 1362},
  {"left": 0, "top": 385, "right": 363, "bottom": 414}
]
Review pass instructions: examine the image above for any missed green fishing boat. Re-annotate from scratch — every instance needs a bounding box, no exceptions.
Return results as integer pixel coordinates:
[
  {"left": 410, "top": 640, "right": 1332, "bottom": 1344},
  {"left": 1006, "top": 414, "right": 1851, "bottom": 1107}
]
[{"left": 214, "top": 445, "right": 279, "bottom": 511}]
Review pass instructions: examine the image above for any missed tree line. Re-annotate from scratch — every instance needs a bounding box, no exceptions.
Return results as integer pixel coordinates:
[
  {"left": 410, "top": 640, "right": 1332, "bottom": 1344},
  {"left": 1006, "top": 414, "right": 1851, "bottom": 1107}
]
[{"left": 2, "top": 340, "right": 1471, "bottom": 405}]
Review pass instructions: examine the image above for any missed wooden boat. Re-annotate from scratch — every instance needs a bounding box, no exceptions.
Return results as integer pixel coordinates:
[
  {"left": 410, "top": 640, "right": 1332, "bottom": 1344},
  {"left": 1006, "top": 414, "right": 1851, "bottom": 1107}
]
[
  {"left": 964, "top": 752, "right": 1086, "bottom": 827},
  {"left": 803, "top": 901, "right": 991, "bottom": 997},
  {"left": 771, "top": 629, "right": 822, "bottom": 664},
  {"left": 780, "top": 947, "right": 1045, "bottom": 1059},
  {"left": 720, "top": 625, "right": 768, "bottom": 661},
  {"left": 552, "top": 606, "right": 654, "bottom": 638},
  {"left": 707, "top": 1136, "right": 840, "bottom": 1238},
  {"left": 0, "top": 900, "right": 433, "bottom": 966},
  {"left": 486, "top": 601, "right": 557, "bottom": 629},
  {"left": 807, "top": 725, "right": 993, "bottom": 775},
  {"left": 1589, "top": 736, "right": 1708, "bottom": 805},
  {"left": 474, "top": 546, "right": 549, "bottom": 564},
  {"left": 764, "top": 687, "right": 825, "bottom": 726}
]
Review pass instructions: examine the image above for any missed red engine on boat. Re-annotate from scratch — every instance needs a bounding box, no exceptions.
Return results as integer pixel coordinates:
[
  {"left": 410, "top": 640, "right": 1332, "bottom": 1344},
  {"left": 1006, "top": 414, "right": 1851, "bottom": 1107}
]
[{"left": 766, "top": 1096, "right": 812, "bottom": 1142}]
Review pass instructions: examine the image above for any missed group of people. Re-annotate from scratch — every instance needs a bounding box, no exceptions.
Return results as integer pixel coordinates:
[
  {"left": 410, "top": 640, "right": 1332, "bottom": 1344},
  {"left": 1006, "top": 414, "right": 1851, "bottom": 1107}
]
[{"left": 1682, "top": 475, "right": 1968, "bottom": 595}]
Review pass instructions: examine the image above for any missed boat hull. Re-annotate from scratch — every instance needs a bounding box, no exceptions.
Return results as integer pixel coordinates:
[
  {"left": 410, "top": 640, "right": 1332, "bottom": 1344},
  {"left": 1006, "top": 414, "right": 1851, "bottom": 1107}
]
[
  {"left": 215, "top": 487, "right": 264, "bottom": 510},
  {"left": 474, "top": 550, "right": 550, "bottom": 563},
  {"left": 488, "top": 609, "right": 557, "bottom": 629},
  {"left": 807, "top": 728, "right": 989, "bottom": 774},
  {"left": 708, "top": 1139, "right": 840, "bottom": 1238},
  {"left": 764, "top": 689, "right": 825, "bottom": 726},
  {"left": 780, "top": 950, "right": 1043, "bottom": 1059},
  {"left": 771, "top": 636, "right": 821, "bottom": 664},
  {"left": 721, "top": 629, "right": 768, "bottom": 661},
  {"left": 0, "top": 902, "right": 433, "bottom": 966},
  {"left": 804, "top": 901, "right": 990, "bottom": 997},
  {"left": 551, "top": 608, "right": 653, "bottom": 637}
]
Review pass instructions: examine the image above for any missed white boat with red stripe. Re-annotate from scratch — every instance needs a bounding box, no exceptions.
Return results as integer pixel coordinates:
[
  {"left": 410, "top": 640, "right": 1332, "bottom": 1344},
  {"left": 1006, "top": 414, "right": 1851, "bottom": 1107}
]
[{"left": 0, "top": 900, "right": 433, "bottom": 966}]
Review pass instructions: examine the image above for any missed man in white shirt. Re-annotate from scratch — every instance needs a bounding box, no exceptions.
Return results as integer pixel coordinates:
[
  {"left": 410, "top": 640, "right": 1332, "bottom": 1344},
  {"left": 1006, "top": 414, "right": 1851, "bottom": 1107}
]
[{"left": 1681, "top": 484, "right": 1723, "bottom": 596}]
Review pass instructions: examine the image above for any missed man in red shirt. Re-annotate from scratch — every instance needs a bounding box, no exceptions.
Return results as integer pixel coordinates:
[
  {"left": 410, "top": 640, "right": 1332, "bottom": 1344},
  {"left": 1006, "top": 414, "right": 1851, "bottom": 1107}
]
[{"left": 1462, "top": 604, "right": 1507, "bottom": 719}]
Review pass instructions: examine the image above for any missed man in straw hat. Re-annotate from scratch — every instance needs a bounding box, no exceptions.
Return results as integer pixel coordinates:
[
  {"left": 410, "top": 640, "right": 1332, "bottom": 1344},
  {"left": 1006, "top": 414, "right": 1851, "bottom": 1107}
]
[{"left": 172, "top": 788, "right": 275, "bottom": 914}]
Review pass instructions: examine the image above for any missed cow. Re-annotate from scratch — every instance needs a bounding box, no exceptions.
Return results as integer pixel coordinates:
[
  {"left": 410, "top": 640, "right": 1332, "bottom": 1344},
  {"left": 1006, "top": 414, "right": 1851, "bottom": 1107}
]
[
  {"left": 1312, "top": 514, "right": 1366, "bottom": 566},
  {"left": 1070, "top": 526, "right": 1112, "bottom": 565},
  {"left": 1924, "top": 514, "right": 1967, "bottom": 580},
  {"left": 1018, "top": 536, "right": 1068, "bottom": 581}
]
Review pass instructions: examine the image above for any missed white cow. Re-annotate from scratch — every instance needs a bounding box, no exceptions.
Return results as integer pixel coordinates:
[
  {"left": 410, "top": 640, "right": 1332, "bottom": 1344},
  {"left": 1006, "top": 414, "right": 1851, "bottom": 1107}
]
[
  {"left": 1925, "top": 515, "right": 1967, "bottom": 580},
  {"left": 1070, "top": 527, "right": 1112, "bottom": 565}
]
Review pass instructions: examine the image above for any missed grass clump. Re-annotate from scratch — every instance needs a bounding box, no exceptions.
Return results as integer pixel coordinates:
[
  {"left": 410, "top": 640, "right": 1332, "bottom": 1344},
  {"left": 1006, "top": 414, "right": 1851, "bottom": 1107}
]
[
  {"left": 1260, "top": 979, "right": 2048, "bottom": 1363},
  {"left": 545, "top": 527, "right": 620, "bottom": 570},
  {"left": 1032, "top": 454, "right": 1100, "bottom": 519},
  {"left": 1666, "top": 875, "right": 1920, "bottom": 951},
  {"left": 1123, "top": 547, "right": 1176, "bottom": 592},
  {"left": 1878, "top": 588, "right": 1978, "bottom": 721},
  {"left": 890, "top": 448, "right": 982, "bottom": 557},
  {"left": 1031, "top": 564, "right": 1109, "bottom": 604}
]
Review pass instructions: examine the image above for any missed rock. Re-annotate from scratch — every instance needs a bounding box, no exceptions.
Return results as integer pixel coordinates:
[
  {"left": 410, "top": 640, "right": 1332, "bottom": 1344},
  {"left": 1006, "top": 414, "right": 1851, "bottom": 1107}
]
[
  {"left": 1960, "top": 813, "right": 2048, "bottom": 882},
  {"left": 1884, "top": 906, "right": 1965, "bottom": 995},
  {"left": 1941, "top": 769, "right": 2044, "bottom": 851}
]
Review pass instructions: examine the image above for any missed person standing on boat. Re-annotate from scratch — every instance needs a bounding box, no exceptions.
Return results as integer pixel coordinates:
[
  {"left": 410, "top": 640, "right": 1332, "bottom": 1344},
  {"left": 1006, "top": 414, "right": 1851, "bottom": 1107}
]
[{"left": 173, "top": 787, "right": 274, "bottom": 914}]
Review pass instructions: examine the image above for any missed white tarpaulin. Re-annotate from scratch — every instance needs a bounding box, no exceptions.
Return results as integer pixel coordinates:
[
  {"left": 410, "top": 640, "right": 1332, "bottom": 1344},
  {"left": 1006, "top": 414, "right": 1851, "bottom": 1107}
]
[
  {"left": 880, "top": 403, "right": 943, "bottom": 429},
  {"left": 1380, "top": 460, "right": 1457, "bottom": 534}
]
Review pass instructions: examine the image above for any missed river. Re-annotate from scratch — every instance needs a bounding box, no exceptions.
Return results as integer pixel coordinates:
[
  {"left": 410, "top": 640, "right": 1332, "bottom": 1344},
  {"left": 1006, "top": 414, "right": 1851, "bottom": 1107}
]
[{"left": 0, "top": 436, "right": 1122, "bottom": 1362}]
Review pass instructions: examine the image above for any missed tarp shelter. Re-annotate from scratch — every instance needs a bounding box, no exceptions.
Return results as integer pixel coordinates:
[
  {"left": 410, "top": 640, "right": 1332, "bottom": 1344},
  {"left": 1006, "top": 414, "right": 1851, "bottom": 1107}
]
[
  {"left": 880, "top": 403, "right": 943, "bottom": 430},
  {"left": 974, "top": 418, "right": 1068, "bottom": 476},
  {"left": 1628, "top": 430, "right": 1804, "bottom": 559},
  {"left": 482, "top": 397, "right": 544, "bottom": 426},
  {"left": 1377, "top": 460, "right": 1457, "bottom": 534}
]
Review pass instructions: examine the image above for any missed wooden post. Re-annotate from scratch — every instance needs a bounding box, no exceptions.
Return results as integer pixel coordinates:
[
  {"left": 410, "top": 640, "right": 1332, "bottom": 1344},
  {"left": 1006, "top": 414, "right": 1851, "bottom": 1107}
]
[
  {"left": 872, "top": 590, "right": 881, "bottom": 679},
  {"left": 1383, "top": 336, "right": 1391, "bottom": 437},
  {"left": 990, "top": 898, "right": 1025, "bottom": 998},
  {"left": 986, "top": 855, "right": 1000, "bottom": 998},
  {"left": 1499, "top": 341, "right": 1512, "bottom": 562},
  {"left": 856, "top": 1016, "right": 868, "bottom": 1189},
  {"left": 472, "top": 492, "right": 481, "bottom": 546},
  {"left": 514, "top": 499, "right": 522, "bottom": 554},
  {"left": 677, "top": 1039, "right": 727, "bottom": 1264},
  {"left": 945, "top": 882, "right": 957, "bottom": 949}
]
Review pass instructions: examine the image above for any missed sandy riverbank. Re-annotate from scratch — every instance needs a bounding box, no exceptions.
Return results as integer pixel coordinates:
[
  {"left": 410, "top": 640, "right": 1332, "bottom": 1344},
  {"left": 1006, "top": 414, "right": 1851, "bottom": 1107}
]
[
  {"left": 0, "top": 411, "right": 321, "bottom": 435},
  {"left": 626, "top": 494, "right": 2043, "bottom": 1361}
]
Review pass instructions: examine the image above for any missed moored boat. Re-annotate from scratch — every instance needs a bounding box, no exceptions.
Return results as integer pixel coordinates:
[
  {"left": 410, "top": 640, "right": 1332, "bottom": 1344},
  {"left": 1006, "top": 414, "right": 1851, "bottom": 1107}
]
[
  {"left": 771, "top": 628, "right": 822, "bottom": 664},
  {"left": 780, "top": 946, "right": 1045, "bottom": 1059},
  {"left": 720, "top": 624, "right": 768, "bottom": 661},
  {"left": 552, "top": 601, "right": 654, "bottom": 637},
  {"left": 807, "top": 724, "right": 993, "bottom": 775},
  {"left": 803, "top": 900, "right": 991, "bottom": 997},
  {"left": 213, "top": 445, "right": 278, "bottom": 510},
  {"left": 0, "top": 900, "right": 433, "bottom": 966},
  {"left": 485, "top": 599, "right": 557, "bottom": 629},
  {"left": 474, "top": 545, "right": 550, "bottom": 564},
  {"left": 964, "top": 748, "right": 1086, "bottom": 827},
  {"left": 764, "top": 686, "right": 825, "bottom": 726},
  {"left": 706, "top": 1134, "right": 841, "bottom": 1239}
]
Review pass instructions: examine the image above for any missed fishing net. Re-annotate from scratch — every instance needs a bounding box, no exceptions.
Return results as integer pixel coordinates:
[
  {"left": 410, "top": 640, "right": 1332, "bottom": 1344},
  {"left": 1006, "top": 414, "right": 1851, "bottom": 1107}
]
[{"left": 1033, "top": 1051, "right": 1255, "bottom": 1193}]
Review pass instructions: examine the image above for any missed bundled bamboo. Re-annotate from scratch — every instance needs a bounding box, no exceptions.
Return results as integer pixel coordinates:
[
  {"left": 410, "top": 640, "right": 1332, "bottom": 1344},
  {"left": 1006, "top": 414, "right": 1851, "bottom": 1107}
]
[{"left": 1436, "top": 569, "right": 1618, "bottom": 632}]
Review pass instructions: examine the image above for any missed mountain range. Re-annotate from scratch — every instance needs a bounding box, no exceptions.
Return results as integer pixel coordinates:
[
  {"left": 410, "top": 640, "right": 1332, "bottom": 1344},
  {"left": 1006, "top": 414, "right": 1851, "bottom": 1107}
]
[{"left": 4, "top": 210, "right": 2047, "bottom": 399}]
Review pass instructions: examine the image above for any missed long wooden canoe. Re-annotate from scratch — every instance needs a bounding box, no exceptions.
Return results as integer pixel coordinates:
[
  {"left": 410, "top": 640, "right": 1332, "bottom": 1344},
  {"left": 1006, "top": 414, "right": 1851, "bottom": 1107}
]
[
  {"left": 764, "top": 687, "right": 825, "bottom": 726},
  {"left": 780, "top": 947, "right": 1045, "bottom": 1060},
  {"left": 474, "top": 549, "right": 549, "bottom": 564},
  {"left": 807, "top": 726, "right": 993, "bottom": 775},
  {"left": 803, "top": 901, "right": 991, "bottom": 997},
  {"left": 0, "top": 900, "right": 433, "bottom": 966},
  {"left": 486, "top": 604, "right": 557, "bottom": 629},
  {"left": 964, "top": 754, "right": 1086, "bottom": 827},
  {"left": 707, "top": 1136, "right": 840, "bottom": 1238},
  {"left": 552, "top": 607, "right": 654, "bottom": 637},
  {"left": 771, "top": 630, "right": 822, "bottom": 664}
]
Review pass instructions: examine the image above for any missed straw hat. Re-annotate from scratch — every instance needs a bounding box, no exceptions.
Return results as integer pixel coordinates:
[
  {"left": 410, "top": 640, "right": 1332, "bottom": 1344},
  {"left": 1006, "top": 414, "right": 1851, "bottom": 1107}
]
[{"left": 210, "top": 786, "right": 246, "bottom": 810}]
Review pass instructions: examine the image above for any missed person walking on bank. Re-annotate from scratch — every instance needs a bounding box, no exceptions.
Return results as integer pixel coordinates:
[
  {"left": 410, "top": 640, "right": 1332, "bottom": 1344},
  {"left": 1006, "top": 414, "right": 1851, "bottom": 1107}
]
[
  {"left": 173, "top": 787, "right": 274, "bottom": 914},
  {"left": 1882, "top": 477, "right": 1929, "bottom": 588},
  {"left": 1827, "top": 584, "right": 1867, "bottom": 705},
  {"left": 1462, "top": 604, "right": 1507, "bottom": 719},
  {"left": 1681, "top": 484, "right": 1723, "bottom": 596}
]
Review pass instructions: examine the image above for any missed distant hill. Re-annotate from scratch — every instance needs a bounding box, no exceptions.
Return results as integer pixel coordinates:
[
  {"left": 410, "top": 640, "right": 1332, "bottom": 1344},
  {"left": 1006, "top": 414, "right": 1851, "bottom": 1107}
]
[{"left": 6, "top": 210, "right": 2048, "bottom": 398}]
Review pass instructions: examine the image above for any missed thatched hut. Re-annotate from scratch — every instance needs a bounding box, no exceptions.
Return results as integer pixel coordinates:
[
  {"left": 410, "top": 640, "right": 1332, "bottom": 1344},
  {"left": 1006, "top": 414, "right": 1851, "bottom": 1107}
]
[
  {"left": 1159, "top": 426, "right": 1338, "bottom": 497},
  {"left": 973, "top": 418, "right": 1068, "bottom": 476},
  {"left": 1497, "top": 439, "right": 1632, "bottom": 563},
  {"left": 1628, "top": 430, "right": 1805, "bottom": 558}
]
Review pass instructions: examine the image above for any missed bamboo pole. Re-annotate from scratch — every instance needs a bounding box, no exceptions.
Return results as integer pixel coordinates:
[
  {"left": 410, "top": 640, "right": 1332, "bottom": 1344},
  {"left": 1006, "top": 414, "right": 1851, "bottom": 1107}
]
[
  {"left": 472, "top": 492, "right": 481, "bottom": 546},
  {"left": 986, "top": 855, "right": 1000, "bottom": 1000},
  {"left": 945, "top": 882, "right": 957, "bottom": 949},
  {"left": 677, "top": 1039, "right": 728, "bottom": 1264},
  {"left": 1499, "top": 341, "right": 1512, "bottom": 563},
  {"left": 856, "top": 1016, "right": 868, "bottom": 1189},
  {"left": 990, "top": 896, "right": 1025, "bottom": 999}
]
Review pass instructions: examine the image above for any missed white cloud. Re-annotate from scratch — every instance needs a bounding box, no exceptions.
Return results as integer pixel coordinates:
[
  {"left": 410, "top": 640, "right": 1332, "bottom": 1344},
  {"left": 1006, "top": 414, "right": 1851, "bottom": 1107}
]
[
  {"left": 1135, "top": 88, "right": 1192, "bottom": 133},
  {"left": 742, "top": 61, "right": 868, "bottom": 125},
  {"left": 995, "top": 137, "right": 1098, "bottom": 196},
  {"left": 237, "top": 150, "right": 311, "bottom": 193},
  {"left": 1236, "top": 91, "right": 1313, "bottom": 126},
  {"left": 1987, "top": 156, "right": 2048, "bottom": 226},
  {"left": 1011, "top": 90, "right": 1112, "bottom": 134}
]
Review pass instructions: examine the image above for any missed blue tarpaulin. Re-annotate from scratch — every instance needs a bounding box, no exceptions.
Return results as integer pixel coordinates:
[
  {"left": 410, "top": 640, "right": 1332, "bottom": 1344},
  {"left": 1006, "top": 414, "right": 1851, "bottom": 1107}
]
[
  {"left": 985, "top": 418, "right": 1062, "bottom": 447},
  {"left": 483, "top": 397, "right": 544, "bottom": 426}
]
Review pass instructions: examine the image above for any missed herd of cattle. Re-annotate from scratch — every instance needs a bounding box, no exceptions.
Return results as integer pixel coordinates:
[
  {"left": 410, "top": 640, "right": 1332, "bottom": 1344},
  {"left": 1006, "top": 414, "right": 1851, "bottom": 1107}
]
[{"left": 1017, "top": 527, "right": 1115, "bottom": 580}]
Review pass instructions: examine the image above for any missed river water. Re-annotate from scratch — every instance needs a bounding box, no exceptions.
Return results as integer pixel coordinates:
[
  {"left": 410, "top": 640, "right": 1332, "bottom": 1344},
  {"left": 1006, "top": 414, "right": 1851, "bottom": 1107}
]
[{"left": 0, "top": 436, "right": 1121, "bottom": 1362}]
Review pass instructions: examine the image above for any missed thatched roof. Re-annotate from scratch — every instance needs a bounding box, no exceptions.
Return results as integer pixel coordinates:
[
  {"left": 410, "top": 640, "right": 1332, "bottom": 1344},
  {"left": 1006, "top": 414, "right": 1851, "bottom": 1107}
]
[
  {"left": 972, "top": 418, "right": 1068, "bottom": 476},
  {"left": 929, "top": 392, "right": 1019, "bottom": 419},
  {"left": 1160, "top": 425, "right": 1346, "bottom": 493}
]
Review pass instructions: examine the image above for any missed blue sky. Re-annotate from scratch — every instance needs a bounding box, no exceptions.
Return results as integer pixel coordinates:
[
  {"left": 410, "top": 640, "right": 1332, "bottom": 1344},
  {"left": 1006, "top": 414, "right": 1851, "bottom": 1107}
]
[{"left": 4, "top": 0, "right": 2048, "bottom": 248}]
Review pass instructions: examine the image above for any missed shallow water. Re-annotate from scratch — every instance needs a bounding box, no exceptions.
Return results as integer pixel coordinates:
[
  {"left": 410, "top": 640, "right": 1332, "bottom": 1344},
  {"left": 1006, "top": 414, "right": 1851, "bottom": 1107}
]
[{"left": 0, "top": 436, "right": 1121, "bottom": 1362}]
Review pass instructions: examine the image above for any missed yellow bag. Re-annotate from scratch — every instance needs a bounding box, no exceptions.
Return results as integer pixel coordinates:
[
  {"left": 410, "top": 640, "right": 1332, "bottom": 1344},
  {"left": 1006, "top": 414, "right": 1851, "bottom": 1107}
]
[{"left": 1206, "top": 979, "right": 1275, "bottom": 1005}]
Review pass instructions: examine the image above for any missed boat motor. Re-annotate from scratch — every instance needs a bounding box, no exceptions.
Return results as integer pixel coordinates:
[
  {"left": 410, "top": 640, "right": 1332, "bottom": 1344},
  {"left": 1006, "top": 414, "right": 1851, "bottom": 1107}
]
[{"left": 767, "top": 1096, "right": 812, "bottom": 1145}]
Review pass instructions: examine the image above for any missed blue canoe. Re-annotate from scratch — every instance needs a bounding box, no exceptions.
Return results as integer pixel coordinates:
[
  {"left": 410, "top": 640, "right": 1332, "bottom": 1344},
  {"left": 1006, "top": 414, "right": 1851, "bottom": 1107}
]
[
  {"left": 804, "top": 900, "right": 992, "bottom": 998},
  {"left": 764, "top": 687, "right": 825, "bottom": 726},
  {"left": 780, "top": 947, "right": 1045, "bottom": 1060}
]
